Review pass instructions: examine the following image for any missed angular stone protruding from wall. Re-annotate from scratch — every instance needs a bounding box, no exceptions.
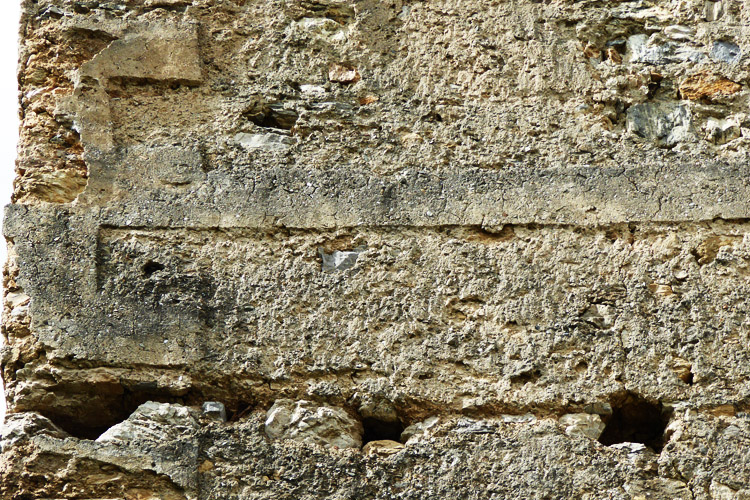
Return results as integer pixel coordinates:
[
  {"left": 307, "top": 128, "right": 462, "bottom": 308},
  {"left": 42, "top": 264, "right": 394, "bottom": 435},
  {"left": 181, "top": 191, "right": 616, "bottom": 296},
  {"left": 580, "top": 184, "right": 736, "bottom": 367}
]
[{"left": 265, "top": 399, "right": 363, "bottom": 449}]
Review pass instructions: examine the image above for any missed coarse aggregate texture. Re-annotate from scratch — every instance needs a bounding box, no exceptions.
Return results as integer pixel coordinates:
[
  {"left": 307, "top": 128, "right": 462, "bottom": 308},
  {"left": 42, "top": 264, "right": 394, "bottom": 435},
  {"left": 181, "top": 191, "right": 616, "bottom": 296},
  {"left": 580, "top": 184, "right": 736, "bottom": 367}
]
[{"left": 3, "top": 0, "right": 750, "bottom": 498}]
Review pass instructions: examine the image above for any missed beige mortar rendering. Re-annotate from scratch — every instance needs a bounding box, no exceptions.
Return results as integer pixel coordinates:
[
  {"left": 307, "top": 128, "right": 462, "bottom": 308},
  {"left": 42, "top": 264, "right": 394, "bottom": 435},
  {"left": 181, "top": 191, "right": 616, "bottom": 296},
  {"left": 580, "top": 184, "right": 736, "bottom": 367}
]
[{"left": 2, "top": 0, "right": 750, "bottom": 498}]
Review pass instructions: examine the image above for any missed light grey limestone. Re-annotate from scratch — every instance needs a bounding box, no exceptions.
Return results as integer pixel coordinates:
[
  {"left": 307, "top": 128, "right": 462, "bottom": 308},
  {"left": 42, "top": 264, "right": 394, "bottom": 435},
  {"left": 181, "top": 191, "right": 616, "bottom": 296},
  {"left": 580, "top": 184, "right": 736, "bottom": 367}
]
[{"left": 265, "top": 399, "right": 363, "bottom": 449}]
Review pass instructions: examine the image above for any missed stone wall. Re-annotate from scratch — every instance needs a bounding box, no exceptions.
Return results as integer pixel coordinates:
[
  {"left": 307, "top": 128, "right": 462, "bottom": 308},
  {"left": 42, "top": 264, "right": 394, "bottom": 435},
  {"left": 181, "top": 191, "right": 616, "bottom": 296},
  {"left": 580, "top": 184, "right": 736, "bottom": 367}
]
[{"left": 2, "top": 0, "right": 750, "bottom": 498}]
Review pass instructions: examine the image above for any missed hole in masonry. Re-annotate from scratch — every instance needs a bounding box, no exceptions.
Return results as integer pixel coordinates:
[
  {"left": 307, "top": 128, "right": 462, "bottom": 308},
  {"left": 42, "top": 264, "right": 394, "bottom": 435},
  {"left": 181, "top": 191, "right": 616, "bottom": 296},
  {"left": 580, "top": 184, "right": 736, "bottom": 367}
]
[
  {"left": 38, "top": 388, "right": 186, "bottom": 440},
  {"left": 675, "top": 363, "right": 694, "bottom": 385},
  {"left": 228, "top": 401, "right": 254, "bottom": 422},
  {"left": 509, "top": 368, "right": 542, "bottom": 385},
  {"left": 41, "top": 412, "right": 116, "bottom": 440},
  {"left": 245, "top": 103, "right": 299, "bottom": 130},
  {"left": 362, "top": 416, "right": 405, "bottom": 445},
  {"left": 598, "top": 391, "right": 671, "bottom": 452},
  {"left": 142, "top": 261, "right": 165, "bottom": 276}
]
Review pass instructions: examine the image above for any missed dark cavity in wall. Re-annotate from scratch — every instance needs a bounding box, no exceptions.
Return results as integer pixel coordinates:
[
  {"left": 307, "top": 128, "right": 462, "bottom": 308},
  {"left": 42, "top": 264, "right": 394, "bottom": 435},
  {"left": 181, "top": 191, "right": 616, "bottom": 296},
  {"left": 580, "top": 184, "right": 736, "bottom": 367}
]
[
  {"left": 244, "top": 102, "right": 299, "bottom": 130},
  {"left": 362, "top": 416, "right": 405, "bottom": 444},
  {"left": 228, "top": 401, "right": 254, "bottom": 422},
  {"left": 142, "top": 260, "right": 165, "bottom": 276},
  {"left": 598, "top": 391, "right": 671, "bottom": 451},
  {"left": 40, "top": 388, "right": 183, "bottom": 440}
]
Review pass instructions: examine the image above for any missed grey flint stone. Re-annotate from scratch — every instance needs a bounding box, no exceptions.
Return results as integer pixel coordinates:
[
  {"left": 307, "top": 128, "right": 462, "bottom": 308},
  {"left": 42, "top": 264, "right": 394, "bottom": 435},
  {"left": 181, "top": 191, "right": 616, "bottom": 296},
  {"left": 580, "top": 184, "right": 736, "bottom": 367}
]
[{"left": 202, "top": 402, "right": 227, "bottom": 422}]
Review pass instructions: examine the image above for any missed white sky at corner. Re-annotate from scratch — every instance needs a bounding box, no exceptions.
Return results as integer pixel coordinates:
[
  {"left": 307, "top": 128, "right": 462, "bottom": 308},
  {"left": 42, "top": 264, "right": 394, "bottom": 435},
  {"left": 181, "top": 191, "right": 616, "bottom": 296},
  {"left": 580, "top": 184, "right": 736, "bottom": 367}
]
[{"left": 0, "top": 1, "right": 22, "bottom": 424}]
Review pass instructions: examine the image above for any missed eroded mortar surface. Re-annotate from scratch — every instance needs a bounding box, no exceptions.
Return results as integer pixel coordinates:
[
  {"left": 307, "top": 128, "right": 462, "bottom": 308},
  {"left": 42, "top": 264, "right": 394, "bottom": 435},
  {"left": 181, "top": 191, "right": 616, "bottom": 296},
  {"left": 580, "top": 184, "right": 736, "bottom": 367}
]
[{"left": 3, "top": 0, "right": 750, "bottom": 498}]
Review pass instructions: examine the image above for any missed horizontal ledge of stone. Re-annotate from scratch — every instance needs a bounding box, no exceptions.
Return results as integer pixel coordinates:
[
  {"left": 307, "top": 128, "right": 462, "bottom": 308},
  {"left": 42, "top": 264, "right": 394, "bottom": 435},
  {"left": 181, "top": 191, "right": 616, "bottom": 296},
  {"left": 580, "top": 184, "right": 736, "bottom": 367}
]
[
  {"left": 5, "top": 206, "right": 750, "bottom": 238},
  {"left": 6, "top": 161, "right": 750, "bottom": 230}
]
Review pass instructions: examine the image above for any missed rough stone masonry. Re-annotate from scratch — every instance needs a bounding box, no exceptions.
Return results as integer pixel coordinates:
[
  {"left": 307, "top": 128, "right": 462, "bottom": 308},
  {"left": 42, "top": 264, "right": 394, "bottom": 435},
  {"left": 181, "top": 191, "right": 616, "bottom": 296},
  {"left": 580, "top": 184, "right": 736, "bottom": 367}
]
[{"left": 2, "top": 0, "right": 750, "bottom": 498}]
